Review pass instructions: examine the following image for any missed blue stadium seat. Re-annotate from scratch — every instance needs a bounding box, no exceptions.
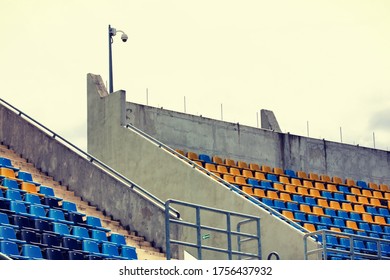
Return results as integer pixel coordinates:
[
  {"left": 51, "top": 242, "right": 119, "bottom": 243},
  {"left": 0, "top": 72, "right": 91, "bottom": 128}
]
[
  {"left": 350, "top": 212, "right": 363, "bottom": 222},
  {"left": 294, "top": 212, "right": 307, "bottom": 223},
  {"left": 198, "top": 154, "right": 212, "bottom": 164},
  {"left": 337, "top": 210, "right": 349, "bottom": 220},
  {"left": 292, "top": 194, "right": 304, "bottom": 204},
  {"left": 24, "top": 193, "right": 49, "bottom": 209},
  {"left": 5, "top": 189, "right": 24, "bottom": 202},
  {"left": 0, "top": 212, "right": 18, "bottom": 229},
  {"left": 52, "top": 222, "right": 72, "bottom": 238},
  {"left": 109, "top": 233, "right": 127, "bottom": 247},
  {"left": 17, "top": 171, "right": 39, "bottom": 186},
  {"left": 2, "top": 178, "right": 20, "bottom": 190},
  {"left": 0, "top": 225, "right": 26, "bottom": 244},
  {"left": 29, "top": 205, "right": 54, "bottom": 222},
  {"left": 304, "top": 197, "right": 317, "bottom": 207},
  {"left": 260, "top": 197, "right": 274, "bottom": 208},
  {"left": 356, "top": 180, "right": 369, "bottom": 189},
  {"left": 0, "top": 240, "right": 29, "bottom": 260},
  {"left": 378, "top": 208, "right": 390, "bottom": 217},
  {"left": 384, "top": 226, "right": 390, "bottom": 235},
  {"left": 34, "top": 218, "right": 52, "bottom": 234},
  {"left": 324, "top": 208, "right": 337, "bottom": 217},
  {"left": 381, "top": 243, "right": 390, "bottom": 256},
  {"left": 321, "top": 191, "right": 333, "bottom": 200},
  {"left": 286, "top": 202, "right": 300, "bottom": 212},
  {"left": 325, "top": 235, "right": 339, "bottom": 248},
  {"left": 121, "top": 245, "right": 138, "bottom": 260},
  {"left": 21, "top": 244, "right": 44, "bottom": 260},
  {"left": 68, "top": 250, "right": 85, "bottom": 260},
  {"left": 91, "top": 229, "right": 112, "bottom": 244},
  {"left": 371, "top": 224, "right": 383, "bottom": 234},
  {"left": 102, "top": 243, "right": 127, "bottom": 260},
  {"left": 284, "top": 169, "right": 296, "bottom": 178},
  {"left": 86, "top": 216, "right": 109, "bottom": 232},
  {"left": 338, "top": 185, "right": 350, "bottom": 194},
  {"left": 247, "top": 179, "right": 260, "bottom": 187},
  {"left": 359, "top": 222, "right": 372, "bottom": 232},
  {"left": 38, "top": 186, "right": 60, "bottom": 200},
  {"left": 11, "top": 214, "right": 34, "bottom": 231},
  {"left": 72, "top": 226, "right": 94, "bottom": 241},
  {"left": 48, "top": 209, "right": 73, "bottom": 225},
  {"left": 62, "top": 236, "right": 82, "bottom": 252},
  {"left": 266, "top": 174, "right": 279, "bottom": 182},
  {"left": 45, "top": 247, "right": 64, "bottom": 260},
  {"left": 320, "top": 216, "right": 333, "bottom": 227},
  {"left": 333, "top": 193, "right": 348, "bottom": 202},
  {"left": 10, "top": 201, "right": 34, "bottom": 218},
  {"left": 20, "top": 228, "right": 41, "bottom": 246},
  {"left": 366, "top": 206, "right": 379, "bottom": 216},
  {"left": 260, "top": 181, "right": 273, "bottom": 190},
  {"left": 0, "top": 157, "right": 19, "bottom": 171},
  {"left": 273, "top": 200, "right": 286, "bottom": 211},
  {"left": 82, "top": 239, "right": 108, "bottom": 259},
  {"left": 41, "top": 232, "right": 63, "bottom": 249}
]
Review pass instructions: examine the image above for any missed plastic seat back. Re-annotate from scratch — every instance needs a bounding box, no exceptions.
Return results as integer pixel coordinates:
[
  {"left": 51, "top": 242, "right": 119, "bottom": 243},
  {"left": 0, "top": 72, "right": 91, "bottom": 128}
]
[
  {"left": 6, "top": 189, "right": 23, "bottom": 201},
  {"left": 72, "top": 226, "right": 90, "bottom": 239},
  {"left": 46, "top": 247, "right": 64, "bottom": 260},
  {"left": 2, "top": 178, "right": 19, "bottom": 189},
  {"left": 21, "top": 244, "right": 43, "bottom": 259},
  {"left": 102, "top": 242, "right": 121, "bottom": 257},
  {"left": 121, "top": 245, "right": 138, "bottom": 260},
  {"left": 91, "top": 229, "right": 108, "bottom": 243},
  {"left": 62, "top": 201, "right": 78, "bottom": 212},
  {"left": 39, "top": 186, "right": 56, "bottom": 197},
  {"left": 110, "top": 233, "right": 126, "bottom": 246},
  {"left": 42, "top": 232, "right": 62, "bottom": 248},
  {"left": 53, "top": 222, "right": 71, "bottom": 236}
]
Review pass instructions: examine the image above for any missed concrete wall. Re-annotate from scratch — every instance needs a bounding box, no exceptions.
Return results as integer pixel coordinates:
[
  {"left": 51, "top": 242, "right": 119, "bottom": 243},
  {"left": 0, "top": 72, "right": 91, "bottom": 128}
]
[
  {"left": 126, "top": 101, "right": 390, "bottom": 185},
  {"left": 0, "top": 99, "right": 179, "bottom": 253},
  {"left": 87, "top": 73, "right": 318, "bottom": 260}
]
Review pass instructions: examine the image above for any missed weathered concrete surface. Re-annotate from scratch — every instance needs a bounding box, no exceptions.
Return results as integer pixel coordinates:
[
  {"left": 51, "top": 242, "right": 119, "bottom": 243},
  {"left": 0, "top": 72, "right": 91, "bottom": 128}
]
[
  {"left": 261, "top": 109, "right": 282, "bottom": 132},
  {"left": 0, "top": 99, "right": 178, "bottom": 253},
  {"left": 87, "top": 73, "right": 318, "bottom": 260},
  {"left": 125, "top": 100, "right": 390, "bottom": 186}
]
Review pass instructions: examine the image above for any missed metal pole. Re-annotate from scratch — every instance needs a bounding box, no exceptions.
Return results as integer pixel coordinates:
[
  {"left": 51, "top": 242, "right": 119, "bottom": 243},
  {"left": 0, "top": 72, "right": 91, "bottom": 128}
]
[
  {"left": 108, "top": 24, "right": 114, "bottom": 93},
  {"left": 184, "top": 96, "right": 186, "bottom": 113},
  {"left": 340, "top": 127, "right": 343, "bottom": 143},
  {"left": 146, "top": 88, "right": 149, "bottom": 105},
  {"left": 373, "top": 132, "right": 376, "bottom": 148}
]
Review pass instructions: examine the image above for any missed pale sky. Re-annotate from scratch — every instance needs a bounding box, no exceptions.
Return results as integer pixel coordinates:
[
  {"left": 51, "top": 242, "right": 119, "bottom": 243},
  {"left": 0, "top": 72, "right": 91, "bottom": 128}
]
[{"left": 1, "top": 0, "right": 390, "bottom": 152}]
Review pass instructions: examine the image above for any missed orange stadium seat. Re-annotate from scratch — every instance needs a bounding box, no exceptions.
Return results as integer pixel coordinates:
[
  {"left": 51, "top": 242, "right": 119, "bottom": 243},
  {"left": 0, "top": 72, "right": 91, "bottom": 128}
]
[
  {"left": 249, "top": 163, "right": 260, "bottom": 171},
  {"left": 212, "top": 156, "right": 224, "bottom": 166},
  {"left": 273, "top": 167, "right": 284, "bottom": 175},
  {"left": 237, "top": 161, "right": 248, "bottom": 170},
  {"left": 229, "top": 167, "right": 242, "bottom": 177},
  {"left": 0, "top": 167, "right": 16, "bottom": 179},
  {"left": 279, "top": 176, "right": 290, "bottom": 184},
  {"left": 261, "top": 165, "right": 272, "bottom": 173},
  {"left": 254, "top": 172, "right": 267, "bottom": 181},
  {"left": 332, "top": 176, "right": 343, "bottom": 185},
  {"left": 242, "top": 169, "right": 255, "bottom": 179},
  {"left": 303, "top": 180, "right": 314, "bottom": 189},
  {"left": 297, "top": 171, "right": 308, "bottom": 179},
  {"left": 186, "top": 151, "right": 198, "bottom": 161},
  {"left": 320, "top": 174, "right": 332, "bottom": 183},
  {"left": 224, "top": 158, "right": 236, "bottom": 167},
  {"left": 314, "top": 182, "right": 326, "bottom": 190}
]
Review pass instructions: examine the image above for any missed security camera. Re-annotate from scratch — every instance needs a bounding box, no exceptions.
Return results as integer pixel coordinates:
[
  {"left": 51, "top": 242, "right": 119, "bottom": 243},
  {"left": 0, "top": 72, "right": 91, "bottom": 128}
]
[{"left": 121, "top": 33, "right": 128, "bottom": 42}]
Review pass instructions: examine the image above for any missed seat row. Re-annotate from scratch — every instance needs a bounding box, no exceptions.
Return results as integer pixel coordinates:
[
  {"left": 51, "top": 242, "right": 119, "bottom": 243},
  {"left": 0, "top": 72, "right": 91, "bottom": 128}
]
[{"left": 177, "top": 150, "right": 390, "bottom": 193}]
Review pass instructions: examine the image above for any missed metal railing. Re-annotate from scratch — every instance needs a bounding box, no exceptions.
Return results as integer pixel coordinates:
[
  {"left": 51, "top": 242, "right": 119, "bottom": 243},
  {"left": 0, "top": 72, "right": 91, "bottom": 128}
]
[
  {"left": 165, "top": 199, "right": 261, "bottom": 260},
  {"left": 125, "top": 123, "right": 308, "bottom": 233},
  {"left": 304, "top": 229, "right": 390, "bottom": 260},
  {"left": 0, "top": 98, "right": 180, "bottom": 218}
]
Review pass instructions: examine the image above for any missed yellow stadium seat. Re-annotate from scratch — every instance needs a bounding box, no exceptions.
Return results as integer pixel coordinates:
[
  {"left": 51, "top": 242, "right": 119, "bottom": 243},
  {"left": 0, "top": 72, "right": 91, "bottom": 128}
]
[
  {"left": 186, "top": 151, "right": 199, "bottom": 161},
  {"left": 279, "top": 176, "right": 290, "bottom": 184},
  {"left": 303, "top": 180, "right": 314, "bottom": 189},
  {"left": 312, "top": 206, "right": 327, "bottom": 217},
  {"left": 345, "top": 178, "right": 355, "bottom": 187},
  {"left": 249, "top": 163, "right": 260, "bottom": 171},
  {"left": 242, "top": 169, "right": 255, "bottom": 179},
  {"left": 303, "top": 223, "right": 316, "bottom": 232},
  {"left": 216, "top": 165, "right": 229, "bottom": 175},
  {"left": 309, "top": 188, "right": 321, "bottom": 198},
  {"left": 300, "top": 204, "right": 312, "bottom": 214},
  {"left": 320, "top": 175, "right": 332, "bottom": 183},
  {"left": 279, "top": 192, "right": 293, "bottom": 202},
  {"left": 314, "top": 182, "right": 326, "bottom": 190},
  {"left": 291, "top": 178, "right": 302, "bottom": 186},
  {"left": 297, "top": 171, "right": 308, "bottom": 179},
  {"left": 379, "top": 184, "right": 389, "bottom": 192},
  {"left": 370, "top": 198, "right": 384, "bottom": 208},
  {"left": 235, "top": 176, "right": 250, "bottom": 187},
  {"left": 273, "top": 167, "right": 284, "bottom": 175},
  {"left": 229, "top": 167, "right": 241, "bottom": 177},
  {"left": 346, "top": 220, "right": 362, "bottom": 231},
  {"left": 267, "top": 191, "right": 279, "bottom": 200},
  {"left": 205, "top": 163, "right": 217, "bottom": 173},
  {"left": 21, "top": 182, "right": 44, "bottom": 197},
  {"left": 254, "top": 172, "right": 267, "bottom": 181},
  {"left": 350, "top": 187, "right": 362, "bottom": 196},
  {"left": 354, "top": 204, "right": 366, "bottom": 214},
  {"left": 341, "top": 203, "right": 354, "bottom": 212},
  {"left": 297, "top": 187, "right": 309, "bottom": 197},
  {"left": 308, "top": 172, "right": 320, "bottom": 181},
  {"left": 317, "top": 199, "right": 329, "bottom": 208},
  {"left": 329, "top": 201, "right": 341, "bottom": 211},
  {"left": 373, "top": 191, "right": 384, "bottom": 199},
  {"left": 242, "top": 186, "right": 254, "bottom": 196},
  {"left": 224, "top": 158, "right": 236, "bottom": 167},
  {"left": 285, "top": 185, "right": 298, "bottom": 194},
  {"left": 362, "top": 189, "right": 374, "bottom": 198},
  {"left": 346, "top": 194, "right": 358, "bottom": 204},
  {"left": 368, "top": 182, "right": 379, "bottom": 190},
  {"left": 253, "top": 189, "right": 266, "bottom": 198},
  {"left": 273, "top": 183, "right": 285, "bottom": 192},
  {"left": 282, "top": 210, "right": 295, "bottom": 221},
  {"left": 332, "top": 176, "right": 343, "bottom": 185},
  {"left": 237, "top": 161, "right": 248, "bottom": 170},
  {"left": 330, "top": 227, "right": 341, "bottom": 232},
  {"left": 357, "top": 196, "right": 370, "bottom": 205},
  {"left": 362, "top": 213, "right": 375, "bottom": 224},
  {"left": 212, "top": 156, "right": 224, "bottom": 166},
  {"left": 326, "top": 184, "right": 340, "bottom": 193},
  {"left": 261, "top": 165, "right": 272, "bottom": 173},
  {"left": 223, "top": 174, "right": 236, "bottom": 185},
  {"left": 374, "top": 215, "right": 387, "bottom": 225},
  {"left": 175, "top": 149, "right": 185, "bottom": 156},
  {"left": 0, "top": 167, "right": 16, "bottom": 179}
]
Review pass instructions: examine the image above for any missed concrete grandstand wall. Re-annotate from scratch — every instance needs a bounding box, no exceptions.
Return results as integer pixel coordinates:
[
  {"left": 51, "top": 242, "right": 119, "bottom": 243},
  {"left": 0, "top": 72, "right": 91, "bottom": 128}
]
[
  {"left": 125, "top": 100, "right": 390, "bottom": 186},
  {"left": 0, "top": 99, "right": 178, "bottom": 253},
  {"left": 87, "top": 73, "right": 319, "bottom": 260}
]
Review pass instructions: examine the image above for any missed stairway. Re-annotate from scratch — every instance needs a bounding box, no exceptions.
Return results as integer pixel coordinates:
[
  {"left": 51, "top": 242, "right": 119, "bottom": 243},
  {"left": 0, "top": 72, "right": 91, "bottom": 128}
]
[{"left": 0, "top": 144, "right": 166, "bottom": 260}]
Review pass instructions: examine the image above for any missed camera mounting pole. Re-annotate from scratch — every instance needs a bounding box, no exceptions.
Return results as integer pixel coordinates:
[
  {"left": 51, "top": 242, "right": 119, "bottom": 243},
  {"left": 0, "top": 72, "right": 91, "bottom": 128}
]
[{"left": 108, "top": 24, "right": 128, "bottom": 93}]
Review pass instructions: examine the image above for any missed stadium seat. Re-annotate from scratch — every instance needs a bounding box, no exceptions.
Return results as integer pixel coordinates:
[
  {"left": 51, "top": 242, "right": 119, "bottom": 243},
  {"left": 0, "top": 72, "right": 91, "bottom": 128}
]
[
  {"left": 52, "top": 222, "right": 72, "bottom": 238},
  {"left": 217, "top": 165, "right": 229, "bottom": 175},
  {"left": 63, "top": 236, "right": 82, "bottom": 252},
  {"left": 329, "top": 201, "right": 342, "bottom": 211},
  {"left": 186, "top": 152, "right": 198, "bottom": 161},
  {"left": 346, "top": 194, "right": 358, "bottom": 204},
  {"left": 225, "top": 158, "right": 236, "bottom": 167},
  {"left": 260, "top": 180, "right": 273, "bottom": 190},
  {"left": 354, "top": 204, "right": 366, "bottom": 214},
  {"left": 45, "top": 247, "right": 64, "bottom": 260},
  {"left": 282, "top": 210, "right": 295, "bottom": 221},
  {"left": 82, "top": 239, "right": 108, "bottom": 259},
  {"left": 30, "top": 204, "right": 54, "bottom": 221},
  {"left": 252, "top": 189, "right": 266, "bottom": 199},
  {"left": 297, "top": 171, "right": 308, "bottom": 179},
  {"left": 48, "top": 209, "right": 73, "bottom": 225},
  {"left": 1, "top": 178, "right": 20, "bottom": 190},
  {"left": 68, "top": 250, "right": 85, "bottom": 260},
  {"left": 317, "top": 199, "right": 330, "bottom": 208},
  {"left": 326, "top": 184, "right": 340, "bottom": 193},
  {"left": 0, "top": 240, "right": 29, "bottom": 260},
  {"left": 21, "top": 244, "right": 44, "bottom": 260},
  {"left": 338, "top": 185, "right": 351, "bottom": 194},
  {"left": 279, "top": 176, "right": 290, "bottom": 185},
  {"left": 379, "top": 184, "right": 389, "bottom": 192},
  {"left": 10, "top": 200, "right": 34, "bottom": 218},
  {"left": 279, "top": 192, "right": 293, "bottom": 203},
  {"left": 5, "top": 189, "right": 24, "bottom": 202},
  {"left": 332, "top": 177, "right": 343, "bottom": 185},
  {"left": 0, "top": 213, "right": 17, "bottom": 229},
  {"left": 212, "top": 156, "right": 224, "bottom": 165},
  {"left": 198, "top": 154, "right": 212, "bottom": 164},
  {"left": 0, "top": 225, "right": 26, "bottom": 244},
  {"left": 0, "top": 157, "right": 18, "bottom": 171},
  {"left": 11, "top": 215, "right": 34, "bottom": 231},
  {"left": 378, "top": 208, "right": 390, "bottom": 217},
  {"left": 249, "top": 163, "right": 261, "bottom": 171},
  {"left": 261, "top": 165, "right": 272, "bottom": 173},
  {"left": 24, "top": 193, "right": 49, "bottom": 209},
  {"left": 320, "top": 175, "right": 332, "bottom": 183},
  {"left": 20, "top": 228, "right": 41, "bottom": 246},
  {"left": 345, "top": 179, "right": 355, "bottom": 187},
  {"left": 237, "top": 161, "right": 249, "bottom": 170},
  {"left": 241, "top": 186, "right": 254, "bottom": 196},
  {"left": 109, "top": 233, "right": 127, "bottom": 246},
  {"left": 368, "top": 182, "right": 379, "bottom": 190},
  {"left": 356, "top": 181, "right": 369, "bottom": 189},
  {"left": 41, "top": 232, "right": 63, "bottom": 249},
  {"left": 303, "top": 180, "right": 314, "bottom": 189},
  {"left": 373, "top": 191, "right": 385, "bottom": 199},
  {"left": 242, "top": 169, "right": 255, "bottom": 179},
  {"left": 284, "top": 169, "right": 296, "bottom": 178},
  {"left": 34, "top": 218, "right": 53, "bottom": 234},
  {"left": 350, "top": 213, "right": 363, "bottom": 222},
  {"left": 273, "top": 167, "right": 284, "bottom": 175},
  {"left": 121, "top": 245, "right": 138, "bottom": 260},
  {"left": 255, "top": 172, "right": 267, "bottom": 181},
  {"left": 72, "top": 226, "right": 94, "bottom": 241},
  {"left": 314, "top": 182, "right": 325, "bottom": 191},
  {"left": 101, "top": 243, "right": 127, "bottom": 260},
  {"left": 0, "top": 167, "right": 16, "bottom": 180},
  {"left": 39, "top": 186, "right": 61, "bottom": 200},
  {"left": 273, "top": 183, "right": 284, "bottom": 192},
  {"left": 260, "top": 197, "right": 274, "bottom": 208},
  {"left": 303, "top": 223, "right": 316, "bottom": 232},
  {"left": 20, "top": 182, "right": 44, "bottom": 197}
]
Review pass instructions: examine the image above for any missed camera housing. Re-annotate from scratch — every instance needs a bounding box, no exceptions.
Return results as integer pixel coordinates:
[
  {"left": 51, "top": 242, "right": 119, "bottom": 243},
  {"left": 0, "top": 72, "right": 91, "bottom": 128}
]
[{"left": 121, "top": 33, "right": 128, "bottom": 42}]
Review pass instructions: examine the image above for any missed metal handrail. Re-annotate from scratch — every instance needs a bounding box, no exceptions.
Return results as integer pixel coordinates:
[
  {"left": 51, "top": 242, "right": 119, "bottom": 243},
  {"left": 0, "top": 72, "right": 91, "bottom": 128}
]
[
  {"left": 0, "top": 98, "right": 180, "bottom": 219},
  {"left": 125, "top": 123, "right": 308, "bottom": 233},
  {"left": 165, "top": 199, "right": 261, "bottom": 260},
  {"left": 304, "top": 229, "right": 390, "bottom": 260}
]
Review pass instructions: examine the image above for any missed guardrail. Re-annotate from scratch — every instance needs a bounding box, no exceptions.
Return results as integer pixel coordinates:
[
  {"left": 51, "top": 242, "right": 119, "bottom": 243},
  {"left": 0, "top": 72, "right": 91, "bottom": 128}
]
[
  {"left": 304, "top": 229, "right": 390, "bottom": 260},
  {"left": 125, "top": 123, "right": 308, "bottom": 233},
  {"left": 165, "top": 199, "right": 261, "bottom": 260},
  {"left": 0, "top": 98, "right": 180, "bottom": 219}
]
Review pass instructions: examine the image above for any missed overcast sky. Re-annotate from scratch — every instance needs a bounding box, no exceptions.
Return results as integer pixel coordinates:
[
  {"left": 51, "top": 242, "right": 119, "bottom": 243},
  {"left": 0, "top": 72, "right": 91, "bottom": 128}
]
[{"left": 1, "top": 0, "right": 390, "bottom": 152}]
